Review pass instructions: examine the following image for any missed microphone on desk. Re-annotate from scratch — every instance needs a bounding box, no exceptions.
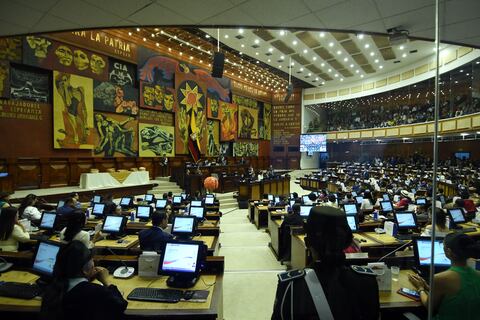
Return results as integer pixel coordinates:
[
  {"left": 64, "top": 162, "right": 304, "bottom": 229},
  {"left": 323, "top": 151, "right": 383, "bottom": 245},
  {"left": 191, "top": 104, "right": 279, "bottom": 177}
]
[
  {"left": 0, "top": 256, "right": 13, "bottom": 273},
  {"left": 105, "top": 247, "right": 135, "bottom": 279},
  {"left": 377, "top": 240, "right": 412, "bottom": 262}
]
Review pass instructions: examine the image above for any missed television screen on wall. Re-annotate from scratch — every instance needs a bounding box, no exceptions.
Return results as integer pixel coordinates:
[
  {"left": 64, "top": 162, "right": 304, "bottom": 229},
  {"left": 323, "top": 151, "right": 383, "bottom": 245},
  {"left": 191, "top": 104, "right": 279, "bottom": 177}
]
[{"left": 300, "top": 134, "right": 327, "bottom": 153}]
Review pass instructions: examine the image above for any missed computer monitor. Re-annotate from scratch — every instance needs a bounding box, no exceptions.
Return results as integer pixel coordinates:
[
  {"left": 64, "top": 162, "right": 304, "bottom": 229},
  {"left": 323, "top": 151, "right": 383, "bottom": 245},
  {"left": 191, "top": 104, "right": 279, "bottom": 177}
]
[
  {"left": 416, "top": 198, "right": 427, "bottom": 206},
  {"left": 394, "top": 211, "right": 417, "bottom": 229},
  {"left": 158, "top": 240, "right": 204, "bottom": 287},
  {"left": 204, "top": 197, "right": 214, "bottom": 205},
  {"left": 173, "top": 196, "right": 182, "bottom": 204},
  {"left": 171, "top": 216, "right": 196, "bottom": 237},
  {"left": 120, "top": 197, "right": 132, "bottom": 207},
  {"left": 382, "top": 194, "right": 390, "bottom": 201},
  {"left": 155, "top": 199, "right": 167, "bottom": 209},
  {"left": 274, "top": 196, "right": 280, "bottom": 204},
  {"left": 300, "top": 205, "right": 313, "bottom": 218},
  {"left": 346, "top": 215, "right": 358, "bottom": 232},
  {"left": 56, "top": 200, "right": 65, "bottom": 208},
  {"left": 92, "top": 203, "right": 105, "bottom": 217},
  {"left": 32, "top": 241, "right": 62, "bottom": 277},
  {"left": 189, "top": 206, "right": 205, "bottom": 220},
  {"left": 448, "top": 208, "right": 465, "bottom": 225},
  {"left": 355, "top": 196, "right": 364, "bottom": 204},
  {"left": 413, "top": 237, "right": 451, "bottom": 269},
  {"left": 144, "top": 194, "right": 154, "bottom": 202},
  {"left": 268, "top": 194, "right": 274, "bottom": 201},
  {"left": 136, "top": 205, "right": 152, "bottom": 220},
  {"left": 302, "top": 195, "right": 309, "bottom": 204},
  {"left": 393, "top": 195, "right": 400, "bottom": 202},
  {"left": 92, "top": 195, "right": 102, "bottom": 203},
  {"left": 380, "top": 201, "right": 394, "bottom": 213},
  {"left": 289, "top": 200, "right": 295, "bottom": 207},
  {"left": 191, "top": 200, "right": 202, "bottom": 207},
  {"left": 351, "top": 191, "right": 357, "bottom": 197},
  {"left": 101, "top": 215, "right": 127, "bottom": 235},
  {"left": 205, "top": 194, "right": 214, "bottom": 198},
  {"left": 181, "top": 193, "right": 187, "bottom": 200},
  {"left": 39, "top": 212, "right": 57, "bottom": 230},
  {"left": 343, "top": 203, "right": 358, "bottom": 216}
]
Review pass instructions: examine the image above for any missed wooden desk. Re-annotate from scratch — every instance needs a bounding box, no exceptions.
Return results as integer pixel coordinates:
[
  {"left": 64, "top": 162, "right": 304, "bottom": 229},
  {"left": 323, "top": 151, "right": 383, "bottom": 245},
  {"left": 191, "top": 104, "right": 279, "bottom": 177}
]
[
  {"left": 0, "top": 271, "right": 223, "bottom": 319},
  {"left": 291, "top": 234, "right": 308, "bottom": 270},
  {"left": 380, "top": 270, "right": 422, "bottom": 309},
  {"left": 268, "top": 219, "right": 282, "bottom": 258},
  {"left": 254, "top": 205, "right": 269, "bottom": 229},
  {"left": 192, "top": 236, "right": 219, "bottom": 256},
  {"left": 94, "top": 235, "right": 140, "bottom": 249}
]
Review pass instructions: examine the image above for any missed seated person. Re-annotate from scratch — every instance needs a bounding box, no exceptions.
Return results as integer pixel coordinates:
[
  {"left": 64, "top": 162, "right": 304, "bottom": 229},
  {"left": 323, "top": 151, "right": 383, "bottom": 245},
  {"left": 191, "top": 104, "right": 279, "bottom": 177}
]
[
  {"left": 323, "top": 194, "right": 338, "bottom": 208},
  {"left": 41, "top": 241, "right": 128, "bottom": 320},
  {"left": 272, "top": 206, "right": 379, "bottom": 319},
  {"left": 69, "top": 192, "right": 82, "bottom": 209},
  {"left": 18, "top": 193, "right": 42, "bottom": 222},
  {"left": 421, "top": 207, "right": 449, "bottom": 237},
  {"left": 0, "top": 207, "right": 30, "bottom": 252},
  {"left": 341, "top": 193, "right": 355, "bottom": 205},
  {"left": 102, "top": 194, "right": 117, "bottom": 215},
  {"left": 60, "top": 209, "right": 102, "bottom": 249},
  {"left": 303, "top": 192, "right": 317, "bottom": 205},
  {"left": 0, "top": 191, "right": 12, "bottom": 208},
  {"left": 281, "top": 204, "right": 304, "bottom": 229},
  {"left": 360, "top": 191, "right": 374, "bottom": 211},
  {"left": 394, "top": 190, "right": 411, "bottom": 209},
  {"left": 415, "top": 204, "right": 430, "bottom": 223},
  {"left": 57, "top": 197, "right": 78, "bottom": 215},
  {"left": 409, "top": 233, "right": 480, "bottom": 320},
  {"left": 291, "top": 192, "right": 299, "bottom": 201},
  {"left": 139, "top": 210, "right": 173, "bottom": 252}
]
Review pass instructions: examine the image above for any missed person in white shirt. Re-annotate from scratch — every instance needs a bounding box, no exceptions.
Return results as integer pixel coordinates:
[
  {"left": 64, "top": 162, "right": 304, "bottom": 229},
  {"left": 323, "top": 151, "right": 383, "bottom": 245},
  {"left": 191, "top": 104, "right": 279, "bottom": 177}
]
[
  {"left": 421, "top": 208, "right": 449, "bottom": 237},
  {"left": 0, "top": 207, "right": 30, "bottom": 252},
  {"left": 18, "top": 194, "right": 43, "bottom": 221},
  {"left": 360, "top": 191, "right": 374, "bottom": 211},
  {"left": 60, "top": 209, "right": 102, "bottom": 249}
]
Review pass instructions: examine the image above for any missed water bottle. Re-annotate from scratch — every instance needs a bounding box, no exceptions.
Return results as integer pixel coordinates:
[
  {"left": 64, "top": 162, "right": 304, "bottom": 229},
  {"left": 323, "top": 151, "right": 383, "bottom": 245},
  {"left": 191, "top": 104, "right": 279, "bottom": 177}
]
[
  {"left": 373, "top": 210, "right": 378, "bottom": 221},
  {"left": 130, "top": 212, "right": 135, "bottom": 222}
]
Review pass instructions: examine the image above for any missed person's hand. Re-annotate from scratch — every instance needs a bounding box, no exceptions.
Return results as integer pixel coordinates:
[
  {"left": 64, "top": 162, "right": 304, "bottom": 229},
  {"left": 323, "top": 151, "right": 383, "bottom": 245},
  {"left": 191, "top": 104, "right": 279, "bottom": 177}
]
[
  {"left": 408, "top": 274, "right": 429, "bottom": 291},
  {"left": 92, "top": 266, "right": 110, "bottom": 286}
]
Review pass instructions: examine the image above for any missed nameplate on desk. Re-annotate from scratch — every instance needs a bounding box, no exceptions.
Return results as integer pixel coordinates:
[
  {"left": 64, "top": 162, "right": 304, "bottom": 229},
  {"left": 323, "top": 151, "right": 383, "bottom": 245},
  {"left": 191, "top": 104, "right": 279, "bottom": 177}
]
[{"left": 346, "top": 252, "right": 368, "bottom": 259}]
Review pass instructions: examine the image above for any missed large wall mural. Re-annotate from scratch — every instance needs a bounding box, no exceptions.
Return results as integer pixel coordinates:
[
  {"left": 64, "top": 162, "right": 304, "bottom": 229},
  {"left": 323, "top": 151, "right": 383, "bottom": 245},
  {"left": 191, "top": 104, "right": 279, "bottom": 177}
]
[{"left": 93, "top": 112, "right": 137, "bottom": 157}]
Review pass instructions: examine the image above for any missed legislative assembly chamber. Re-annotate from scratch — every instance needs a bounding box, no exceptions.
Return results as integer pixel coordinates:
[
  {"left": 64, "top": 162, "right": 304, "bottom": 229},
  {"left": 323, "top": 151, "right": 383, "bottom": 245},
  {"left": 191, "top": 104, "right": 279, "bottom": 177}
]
[{"left": 1, "top": 1, "right": 480, "bottom": 320}]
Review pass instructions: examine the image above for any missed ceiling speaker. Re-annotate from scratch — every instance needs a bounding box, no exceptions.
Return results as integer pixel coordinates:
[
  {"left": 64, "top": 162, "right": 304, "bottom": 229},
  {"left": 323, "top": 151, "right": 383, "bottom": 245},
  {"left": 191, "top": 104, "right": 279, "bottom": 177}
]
[{"left": 211, "top": 52, "right": 225, "bottom": 78}]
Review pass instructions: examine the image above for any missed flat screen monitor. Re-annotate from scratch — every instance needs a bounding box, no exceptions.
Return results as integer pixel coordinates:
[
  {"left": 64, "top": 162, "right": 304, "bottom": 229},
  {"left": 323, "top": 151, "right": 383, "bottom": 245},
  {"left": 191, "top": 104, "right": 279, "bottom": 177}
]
[
  {"left": 144, "top": 194, "right": 154, "bottom": 202},
  {"left": 33, "top": 242, "right": 61, "bottom": 276},
  {"left": 346, "top": 215, "right": 358, "bottom": 232},
  {"left": 351, "top": 191, "right": 357, "bottom": 197},
  {"left": 268, "top": 194, "right": 274, "bottom": 201},
  {"left": 300, "top": 205, "right": 313, "bottom": 218},
  {"left": 39, "top": 212, "right": 57, "bottom": 230},
  {"left": 191, "top": 200, "right": 202, "bottom": 207},
  {"left": 274, "top": 196, "right": 280, "bottom": 204},
  {"left": 102, "top": 215, "right": 126, "bottom": 234},
  {"left": 416, "top": 198, "right": 427, "bottom": 206},
  {"left": 159, "top": 241, "right": 201, "bottom": 274},
  {"left": 171, "top": 216, "right": 196, "bottom": 236},
  {"left": 414, "top": 237, "right": 451, "bottom": 268},
  {"left": 155, "top": 199, "right": 167, "bottom": 209},
  {"left": 93, "top": 195, "right": 102, "bottom": 203},
  {"left": 302, "top": 195, "right": 309, "bottom": 204},
  {"left": 92, "top": 203, "right": 105, "bottom": 217},
  {"left": 205, "top": 194, "right": 214, "bottom": 198},
  {"left": 355, "top": 196, "right": 364, "bottom": 204},
  {"left": 136, "top": 205, "right": 152, "bottom": 219},
  {"left": 204, "top": 197, "right": 214, "bottom": 205},
  {"left": 382, "top": 194, "right": 390, "bottom": 201},
  {"left": 173, "top": 196, "right": 182, "bottom": 204},
  {"left": 189, "top": 206, "right": 205, "bottom": 219},
  {"left": 454, "top": 151, "right": 470, "bottom": 160},
  {"left": 289, "top": 200, "right": 295, "bottom": 207},
  {"left": 394, "top": 211, "right": 417, "bottom": 229},
  {"left": 448, "top": 208, "right": 465, "bottom": 224},
  {"left": 380, "top": 201, "right": 394, "bottom": 213},
  {"left": 181, "top": 193, "right": 187, "bottom": 200},
  {"left": 56, "top": 200, "right": 65, "bottom": 208},
  {"left": 300, "top": 134, "right": 327, "bottom": 152},
  {"left": 343, "top": 203, "right": 358, "bottom": 216},
  {"left": 120, "top": 197, "right": 132, "bottom": 206}
]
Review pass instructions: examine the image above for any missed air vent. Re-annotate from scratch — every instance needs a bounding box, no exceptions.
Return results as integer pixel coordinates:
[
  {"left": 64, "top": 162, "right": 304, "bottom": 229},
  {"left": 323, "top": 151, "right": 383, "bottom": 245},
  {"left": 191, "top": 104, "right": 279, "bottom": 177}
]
[
  {"left": 394, "top": 60, "right": 401, "bottom": 63},
  {"left": 235, "top": 35, "right": 244, "bottom": 39},
  {"left": 265, "top": 52, "right": 272, "bottom": 56},
  {"left": 251, "top": 44, "right": 260, "bottom": 48},
  {"left": 409, "top": 49, "right": 418, "bottom": 54}
]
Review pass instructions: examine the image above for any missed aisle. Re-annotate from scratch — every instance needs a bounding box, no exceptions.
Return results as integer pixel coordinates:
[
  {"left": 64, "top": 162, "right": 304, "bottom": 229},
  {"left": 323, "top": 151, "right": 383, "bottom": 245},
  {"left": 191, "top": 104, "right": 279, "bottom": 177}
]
[{"left": 219, "top": 170, "right": 312, "bottom": 320}]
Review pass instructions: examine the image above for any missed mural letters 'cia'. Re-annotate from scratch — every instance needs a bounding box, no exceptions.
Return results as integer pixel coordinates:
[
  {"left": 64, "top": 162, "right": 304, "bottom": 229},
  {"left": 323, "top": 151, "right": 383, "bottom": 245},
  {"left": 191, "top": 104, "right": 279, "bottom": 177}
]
[
  {"left": 53, "top": 71, "right": 94, "bottom": 149},
  {"left": 139, "top": 123, "right": 175, "bottom": 157},
  {"left": 93, "top": 112, "right": 137, "bottom": 157},
  {"left": 108, "top": 58, "right": 136, "bottom": 86}
]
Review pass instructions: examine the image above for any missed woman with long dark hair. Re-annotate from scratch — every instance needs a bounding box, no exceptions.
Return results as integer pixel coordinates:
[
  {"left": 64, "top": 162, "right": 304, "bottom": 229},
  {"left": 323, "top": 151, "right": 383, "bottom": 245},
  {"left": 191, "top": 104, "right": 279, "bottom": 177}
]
[
  {"left": 59, "top": 209, "right": 102, "bottom": 249},
  {"left": 41, "top": 241, "right": 127, "bottom": 320},
  {"left": 18, "top": 193, "right": 42, "bottom": 221},
  {"left": 0, "top": 207, "right": 30, "bottom": 252}
]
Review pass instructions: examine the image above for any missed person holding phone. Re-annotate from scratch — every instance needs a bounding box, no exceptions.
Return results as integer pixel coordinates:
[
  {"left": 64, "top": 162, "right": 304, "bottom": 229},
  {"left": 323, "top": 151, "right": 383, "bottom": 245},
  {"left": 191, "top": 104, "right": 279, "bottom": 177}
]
[
  {"left": 408, "top": 233, "right": 480, "bottom": 319},
  {"left": 41, "top": 241, "right": 127, "bottom": 320},
  {"left": 59, "top": 209, "right": 102, "bottom": 249},
  {"left": 272, "top": 206, "right": 379, "bottom": 319}
]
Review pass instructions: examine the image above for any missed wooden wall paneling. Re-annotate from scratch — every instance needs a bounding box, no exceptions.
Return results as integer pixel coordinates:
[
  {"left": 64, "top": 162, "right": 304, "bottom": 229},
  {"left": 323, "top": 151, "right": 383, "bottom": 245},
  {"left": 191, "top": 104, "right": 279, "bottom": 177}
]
[
  {"left": 71, "top": 158, "right": 95, "bottom": 185},
  {"left": 94, "top": 158, "right": 116, "bottom": 172},
  {"left": 46, "top": 158, "right": 70, "bottom": 188},
  {"left": 0, "top": 159, "right": 13, "bottom": 192},
  {"left": 117, "top": 158, "right": 137, "bottom": 171},
  {"left": 288, "top": 157, "right": 300, "bottom": 169},
  {"left": 15, "top": 158, "right": 41, "bottom": 189},
  {"left": 272, "top": 157, "right": 285, "bottom": 169},
  {"left": 136, "top": 158, "right": 155, "bottom": 179}
]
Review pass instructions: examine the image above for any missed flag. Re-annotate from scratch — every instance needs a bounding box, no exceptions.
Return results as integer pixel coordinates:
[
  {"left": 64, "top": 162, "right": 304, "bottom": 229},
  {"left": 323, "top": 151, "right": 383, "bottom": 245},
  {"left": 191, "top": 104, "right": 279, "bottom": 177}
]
[{"left": 188, "top": 108, "right": 201, "bottom": 163}]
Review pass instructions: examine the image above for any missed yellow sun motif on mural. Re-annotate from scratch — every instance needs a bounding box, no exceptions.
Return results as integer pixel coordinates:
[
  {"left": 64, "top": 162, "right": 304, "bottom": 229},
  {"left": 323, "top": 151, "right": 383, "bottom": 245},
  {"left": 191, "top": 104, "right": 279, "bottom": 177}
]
[{"left": 180, "top": 82, "right": 203, "bottom": 112}]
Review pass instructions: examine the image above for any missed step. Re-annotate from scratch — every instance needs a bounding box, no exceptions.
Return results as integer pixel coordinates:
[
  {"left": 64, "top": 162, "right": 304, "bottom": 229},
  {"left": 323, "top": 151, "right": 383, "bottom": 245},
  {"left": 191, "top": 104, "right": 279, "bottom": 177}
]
[
  {"left": 154, "top": 176, "right": 171, "bottom": 181},
  {"left": 220, "top": 203, "right": 239, "bottom": 210}
]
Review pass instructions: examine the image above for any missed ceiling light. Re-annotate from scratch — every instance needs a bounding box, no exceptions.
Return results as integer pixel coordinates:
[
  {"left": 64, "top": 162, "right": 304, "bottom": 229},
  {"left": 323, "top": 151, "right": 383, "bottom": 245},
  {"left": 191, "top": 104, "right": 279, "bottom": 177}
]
[
  {"left": 319, "top": 32, "right": 325, "bottom": 37},
  {"left": 379, "top": 65, "right": 383, "bottom": 69},
  {"left": 329, "top": 42, "right": 334, "bottom": 47},
  {"left": 402, "top": 53, "right": 407, "bottom": 58},
  {"left": 300, "top": 68, "right": 304, "bottom": 71},
  {"left": 315, "top": 77, "right": 319, "bottom": 81},
  {"left": 293, "top": 40, "right": 298, "bottom": 45},
  {"left": 179, "top": 52, "right": 183, "bottom": 56},
  {"left": 303, "top": 49, "right": 307, "bottom": 54},
  {"left": 136, "top": 28, "right": 140, "bottom": 31},
  {"left": 142, "top": 37, "right": 146, "bottom": 41},
  {"left": 343, "top": 57, "right": 348, "bottom": 62},
  {"left": 460, "top": 69, "right": 464, "bottom": 73},
  {"left": 239, "top": 28, "right": 244, "bottom": 34},
  {"left": 168, "top": 47, "right": 171, "bottom": 51},
  {"left": 267, "top": 59, "right": 271, "bottom": 62},
  {"left": 328, "top": 68, "right": 332, "bottom": 72},
  {"left": 239, "top": 52, "right": 243, "bottom": 55},
  {"left": 280, "top": 55, "right": 284, "bottom": 59},
  {"left": 200, "top": 60, "right": 203, "bottom": 63},
  {"left": 256, "top": 60, "right": 259, "bottom": 64},
  {"left": 357, "top": 34, "right": 364, "bottom": 40},
  {"left": 321, "top": 63, "right": 325, "bottom": 67},
  {"left": 268, "top": 47, "right": 273, "bottom": 52},
  {"left": 279, "top": 30, "right": 285, "bottom": 36},
  {"left": 189, "top": 56, "right": 193, "bottom": 60},
  {"left": 150, "top": 33, "right": 155, "bottom": 37},
  {"left": 279, "top": 65, "right": 282, "bottom": 68},
  {"left": 350, "top": 64, "right": 354, "bottom": 68},
  {"left": 334, "top": 73, "right": 339, "bottom": 77},
  {"left": 322, "top": 81, "right": 325, "bottom": 85},
  {"left": 360, "top": 74, "right": 364, "bottom": 78},
  {"left": 128, "top": 32, "right": 132, "bottom": 36},
  {"left": 156, "top": 42, "right": 159, "bottom": 47},
  {"left": 308, "top": 73, "right": 312, "bottom": 76},
  {"left": 205, "top": 34, "right": 210, "bottom": 38},
  {"left": 370, "top": 52, "right": 375, "bottom": 56},
  {"left": 364, "top": 44, "right": 370, "bottom": 49},
  {"left": 255, "top": 52, "right": 259, "bottom": 55},
  {"left": 340, "top": 78, "right": 344, "bottom": 81},
  {"left": 399, "top": 45, "right": 404, "bottom": 50},
  {"left": 224, "top": 34, "right": 229, "bottom": 39},
  {"left": 374, "top": 59, "right": 379, "bottom": 63},
  {"left": 356, "top": 70, "right": 359, "bottom": 73},
  {"left": 241, "top": 44, "right": 245, "bottom": 48},
  {"left": 254, "top": 39, "right": 260, "bottom": 44},
  {"left": 336, "top": 50, "right": 342, "bottom": 55}
]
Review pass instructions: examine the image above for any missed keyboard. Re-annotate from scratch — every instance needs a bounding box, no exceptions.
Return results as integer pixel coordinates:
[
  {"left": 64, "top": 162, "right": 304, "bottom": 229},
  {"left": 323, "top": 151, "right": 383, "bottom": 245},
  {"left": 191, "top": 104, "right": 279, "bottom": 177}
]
[
  {"left": 0, "top": 282, "right": 41, "bottom": 299},
  {"left": 459, "top": 227, "right": 477, "bottom": 234},
  {"left": 127, "top": 288, "right": 184, "bottom": 303}
]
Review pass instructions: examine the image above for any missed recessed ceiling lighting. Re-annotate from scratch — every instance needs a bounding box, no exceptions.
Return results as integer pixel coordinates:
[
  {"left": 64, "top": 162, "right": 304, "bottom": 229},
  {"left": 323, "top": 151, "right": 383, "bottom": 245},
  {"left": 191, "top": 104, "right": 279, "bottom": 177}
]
[
  {"left": 279, "top": 30, "right": 285, "bottom": 36},
  {"left": 254, "top": 39, "right": 260, "bottom": 44},
  {"left": 267, "top": 59, "right": 271, "bottom": 62},
  {"left": 374, "top": 59, "right": 379, "bottom": 63},
  {"left": 355, "top": 70, "right": 360, "bottom": 73},
  {"left": 224, "top": 34, "right": 229, "bottom": 39},
  {"left": 343, "top": 57, "right": 348, "bottom": 62},
  {"left": 128, "top": 32, "right": 132, "bottom": 36},
  {"left": 357, "top": 34, "right": 365, "bottom": 40},
  {"left": 300, "top": 68, "right": 304, "bottom": 71},
  {"left": 340, "top": 78, "right": 344, "bottom": 81},
  {"left": 313, "top": 56, "right": 317, "bottom": 61},
  {"left": 379, "top": 65, "right": 383, "bottom": 69},
  {"left": 329, "top": 42, "right": 334, "bottom": 47},
  {"left": 349, "top": 64, "right": 354, "bottom": 68},
  {"left": 280, "top": 55, "right": 284, "bottom": 59},
  {"left": 370, "top": 52, "right": 375, "bottom": 56},
  {"left": 319, "top": 32, "right": 325, "bottom": 37},
  {"left": 364, "top": 44, "right": 370, "bottom": 49},
  {"left": 308, "top": 72, "right": 312, "bottom": 76},
  {"left": 255, "top": 52, "right": 259, "bottom": 55},
  {"left": 293, "top": 40, "right": 298, "bottom": 45},
  {"left": 189, "top": 56, "right": 193, "bottom": 60},
  {"left": 399, "top": 45, "right": 404, "bottom": 50},
  {"left": 278, "top": 65, "right": 282, "bottom": 68},
  {"left": 142, "top": 37, "right": 146, "bottom": 41},
  {"left": 303, "top": 49, "right": 307, "bottom": 54},
  {"left": 402, "top": 53, "right": 407, "bottom": 58},
  {"left": 239, "top": 28, "right": 244, "bottom": 34},
  {"left": 321, "top": 63, "right": 325, "bottom": 67},
  {"left": 315, "top": 77, "right": 319, "bottom": 81},
  {"left": 360, "top": 74, "right": 364, "bottom": 78},
  {"left": 136, "top": 27, "right": 140, "bottom": 31},
  {"left": 336, "top": 50, "right": 342, "bottom": 55},
  {"left": 334, "top": 73, "right": 339, "bottom": 77},
  {"left": 241, "top": 44, "right": 245, "bottom": 48},
  {"left": 268, "top": 47, "right": 273, "bottom": 52},
  {"left": 156, "top": 42, "right": 159, "bottom": 47},
  {"left": 328, "top": 68, "right": 332, "bottom": 72}
]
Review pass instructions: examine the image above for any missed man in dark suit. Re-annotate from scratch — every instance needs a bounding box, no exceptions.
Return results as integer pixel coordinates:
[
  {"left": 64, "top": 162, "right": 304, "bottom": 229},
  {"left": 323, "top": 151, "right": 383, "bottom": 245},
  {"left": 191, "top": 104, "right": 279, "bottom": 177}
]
[
  {"left": 138, "top": 210, "right": 172, "bottom": 252},
  {"left": 102, "top": 194, "right": 118, "bottom": 215},
  {"left": 56, "top": 197, "right": 77, "bottom": 215}
]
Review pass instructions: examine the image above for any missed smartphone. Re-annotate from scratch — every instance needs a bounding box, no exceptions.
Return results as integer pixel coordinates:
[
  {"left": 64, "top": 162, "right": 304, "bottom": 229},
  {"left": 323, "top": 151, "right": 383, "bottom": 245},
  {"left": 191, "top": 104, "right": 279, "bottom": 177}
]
[{"left": 397, "top": 287, "right": 420, "bottom": 301}]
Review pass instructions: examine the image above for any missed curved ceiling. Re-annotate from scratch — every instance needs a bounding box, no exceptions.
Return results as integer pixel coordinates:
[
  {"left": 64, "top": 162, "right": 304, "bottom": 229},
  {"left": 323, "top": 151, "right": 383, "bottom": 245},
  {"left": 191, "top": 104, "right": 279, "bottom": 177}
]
[{"left": 1, "top": 0, "right": 480, "bottom": 48}]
